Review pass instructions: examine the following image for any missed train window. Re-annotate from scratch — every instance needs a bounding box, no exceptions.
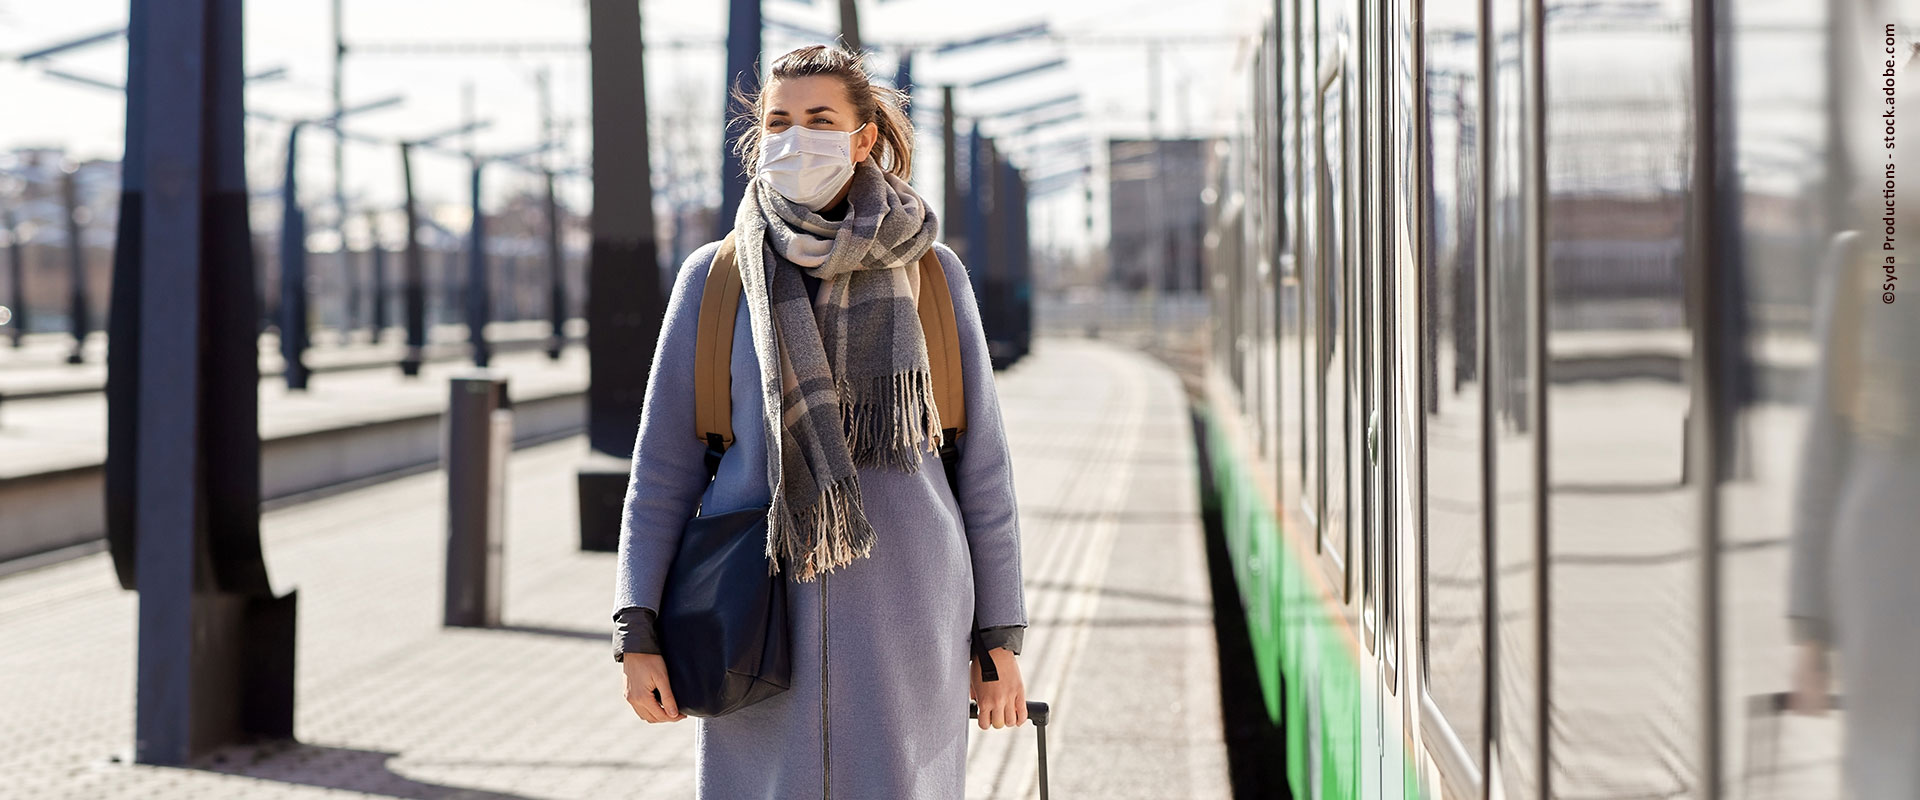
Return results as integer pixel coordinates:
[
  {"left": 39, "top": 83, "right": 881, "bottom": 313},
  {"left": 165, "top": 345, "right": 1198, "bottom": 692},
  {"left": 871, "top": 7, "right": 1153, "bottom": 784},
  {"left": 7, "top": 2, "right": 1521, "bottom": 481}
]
[
  {"left": 1372, "top": 0, "right": 1413, "bottom": 690},
  {"left": 1315, "top": 59, "right": 1349, "bottom": 586},
  {"left": 1716, "top": 7, "right": 1849, "bottom": 800},
  {"left": 1418, "top": 0, "right": 1488, "bottom": 781},
  {"left": 1355, "top": 0, "right": 1375, "bottom": 649},
  {"left": 1292, "top": 0, "right": 1315, "bottom": 528}
]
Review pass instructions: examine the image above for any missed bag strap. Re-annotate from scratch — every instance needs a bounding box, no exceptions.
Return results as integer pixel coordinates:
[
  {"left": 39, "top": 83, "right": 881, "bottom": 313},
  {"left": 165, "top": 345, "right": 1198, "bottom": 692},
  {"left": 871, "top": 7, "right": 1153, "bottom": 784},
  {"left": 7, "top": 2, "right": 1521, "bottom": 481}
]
[
  {"left": 692, "top": 237, "right": 968, "bottom": 480},
  {"left": 914, "top": 246, "right": 969, "bottom": 489},
  {"left": 693, "top": 233, "right": 742, "bottom": 479}
]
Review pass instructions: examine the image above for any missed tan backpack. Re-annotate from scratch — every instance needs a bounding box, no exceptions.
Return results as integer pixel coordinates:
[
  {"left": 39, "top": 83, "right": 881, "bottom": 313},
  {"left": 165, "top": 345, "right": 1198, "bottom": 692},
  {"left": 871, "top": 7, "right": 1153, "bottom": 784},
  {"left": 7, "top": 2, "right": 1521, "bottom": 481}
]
[{"left": 691, "top": 232, "right": 968, "bottom": 483}]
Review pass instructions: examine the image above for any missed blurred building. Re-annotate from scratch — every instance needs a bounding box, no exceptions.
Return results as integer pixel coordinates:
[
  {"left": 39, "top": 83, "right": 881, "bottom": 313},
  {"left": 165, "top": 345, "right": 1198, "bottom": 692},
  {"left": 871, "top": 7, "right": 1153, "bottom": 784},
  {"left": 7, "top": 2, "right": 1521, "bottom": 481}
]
[{"left": 1107, "top": 137, "right": 1209, "bottom": 293}]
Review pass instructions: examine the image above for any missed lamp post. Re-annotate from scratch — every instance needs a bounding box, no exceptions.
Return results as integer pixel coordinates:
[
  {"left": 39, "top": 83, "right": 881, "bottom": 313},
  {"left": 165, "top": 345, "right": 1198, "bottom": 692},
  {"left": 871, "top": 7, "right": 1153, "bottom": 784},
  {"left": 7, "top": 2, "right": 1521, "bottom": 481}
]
[
  {"left": 4, "top": 205, "right": 25, "bottom": 348},
  {"left": 274, "top": 95, "right": 402, "bottom": 390},
  {"left": 397, "top": 119, "right": 491, "bottom": 376},
  {"left": 715, "top": 0, "right": 761, "bottom": 239}
]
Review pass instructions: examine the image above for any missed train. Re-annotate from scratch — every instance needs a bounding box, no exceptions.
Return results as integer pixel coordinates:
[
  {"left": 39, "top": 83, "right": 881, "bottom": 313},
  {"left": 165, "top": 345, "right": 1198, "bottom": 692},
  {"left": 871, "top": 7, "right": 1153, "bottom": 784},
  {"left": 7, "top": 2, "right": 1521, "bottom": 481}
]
[{"left": 1195, "top": 0, "right": 1892, "bottom": 798}]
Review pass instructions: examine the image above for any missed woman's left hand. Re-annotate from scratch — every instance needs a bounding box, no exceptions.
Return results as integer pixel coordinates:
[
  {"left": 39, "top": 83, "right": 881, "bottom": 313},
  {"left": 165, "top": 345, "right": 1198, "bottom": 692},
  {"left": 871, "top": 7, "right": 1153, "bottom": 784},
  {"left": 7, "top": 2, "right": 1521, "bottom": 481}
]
[{"left": 969, "top": 647, "right": 1027, "bottom": 729}]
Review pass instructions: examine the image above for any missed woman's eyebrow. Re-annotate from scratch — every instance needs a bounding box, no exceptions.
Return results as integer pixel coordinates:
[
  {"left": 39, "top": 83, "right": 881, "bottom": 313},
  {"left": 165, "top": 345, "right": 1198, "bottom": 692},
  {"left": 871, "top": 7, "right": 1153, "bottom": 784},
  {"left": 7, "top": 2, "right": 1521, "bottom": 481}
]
[{"left": 767, "top": 106, "right": 838, "bottom": 117}]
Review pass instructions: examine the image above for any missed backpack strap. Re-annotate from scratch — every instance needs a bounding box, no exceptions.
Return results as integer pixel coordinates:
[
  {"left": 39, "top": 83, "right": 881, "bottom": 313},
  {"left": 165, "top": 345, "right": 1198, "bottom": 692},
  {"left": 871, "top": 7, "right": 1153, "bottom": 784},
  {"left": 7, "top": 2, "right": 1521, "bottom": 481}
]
[
  {"left": 692, "top": 237, "right": 968, "bottom": 482},
  {"left": 692, "top": 233, "right": 741, "bottom": 479},
  {"left": 915, "top": 246, "right": 968, "bottom": 490}
]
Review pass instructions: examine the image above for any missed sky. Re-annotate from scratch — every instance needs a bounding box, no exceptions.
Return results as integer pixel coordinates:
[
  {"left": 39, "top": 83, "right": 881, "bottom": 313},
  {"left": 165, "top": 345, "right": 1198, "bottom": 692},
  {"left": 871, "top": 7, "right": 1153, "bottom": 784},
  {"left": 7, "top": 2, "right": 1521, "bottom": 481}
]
[{"left": 0, "top": 0, "right": 1265, "bottom": 256}]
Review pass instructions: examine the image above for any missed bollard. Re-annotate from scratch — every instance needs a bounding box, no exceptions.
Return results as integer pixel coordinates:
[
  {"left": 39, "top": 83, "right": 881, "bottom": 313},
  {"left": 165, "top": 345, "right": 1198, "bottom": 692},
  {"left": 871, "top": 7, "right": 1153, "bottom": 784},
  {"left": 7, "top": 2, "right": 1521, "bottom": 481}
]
[{"left": 444, "top": 371, "right": 513, "bottom": 628}]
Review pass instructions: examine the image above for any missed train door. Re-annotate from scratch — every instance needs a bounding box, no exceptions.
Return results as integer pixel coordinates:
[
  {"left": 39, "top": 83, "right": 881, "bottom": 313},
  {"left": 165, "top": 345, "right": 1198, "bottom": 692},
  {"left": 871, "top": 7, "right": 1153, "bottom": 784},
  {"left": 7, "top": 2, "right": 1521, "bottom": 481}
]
[
  {"left": 1360, "top": 0, "right": 1415, "bottom": 796},
  {"left": 1346, "top": 0, "right": 1398, "bottom": 793}
]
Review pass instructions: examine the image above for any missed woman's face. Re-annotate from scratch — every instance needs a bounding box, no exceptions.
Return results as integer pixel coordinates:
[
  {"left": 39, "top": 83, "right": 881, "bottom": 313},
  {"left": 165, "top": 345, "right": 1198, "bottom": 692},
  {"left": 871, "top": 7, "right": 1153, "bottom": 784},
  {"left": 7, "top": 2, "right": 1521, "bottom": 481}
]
[{"left": 762, "top": 75, "right": 879, "bottom": 165}]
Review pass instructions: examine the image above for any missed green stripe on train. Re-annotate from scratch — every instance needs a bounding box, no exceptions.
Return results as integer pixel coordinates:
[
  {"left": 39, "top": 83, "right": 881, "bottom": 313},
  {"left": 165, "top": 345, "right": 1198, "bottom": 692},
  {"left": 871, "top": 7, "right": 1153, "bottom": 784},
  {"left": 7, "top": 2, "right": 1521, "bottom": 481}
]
[{"left": 1198, "top": 404, "right": 1362, "bottom": 800}]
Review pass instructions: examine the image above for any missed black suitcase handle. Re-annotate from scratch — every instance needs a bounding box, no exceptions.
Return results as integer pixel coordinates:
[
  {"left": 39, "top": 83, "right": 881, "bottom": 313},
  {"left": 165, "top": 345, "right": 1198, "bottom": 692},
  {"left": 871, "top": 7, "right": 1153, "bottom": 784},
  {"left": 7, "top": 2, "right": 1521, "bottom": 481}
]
[
  {"left": 969, "top": 700, "right": 1051, "bottom": 799},
  {"left": 969, "top": 699, "right": 1050, "bottom": 726}
]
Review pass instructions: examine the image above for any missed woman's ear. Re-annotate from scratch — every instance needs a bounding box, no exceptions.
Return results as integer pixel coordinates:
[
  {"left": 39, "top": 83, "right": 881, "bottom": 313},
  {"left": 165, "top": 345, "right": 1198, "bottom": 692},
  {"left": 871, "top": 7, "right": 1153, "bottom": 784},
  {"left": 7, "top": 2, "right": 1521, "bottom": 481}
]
[{"left": 852, "top": 122, "right": 880, "bottom": 164}]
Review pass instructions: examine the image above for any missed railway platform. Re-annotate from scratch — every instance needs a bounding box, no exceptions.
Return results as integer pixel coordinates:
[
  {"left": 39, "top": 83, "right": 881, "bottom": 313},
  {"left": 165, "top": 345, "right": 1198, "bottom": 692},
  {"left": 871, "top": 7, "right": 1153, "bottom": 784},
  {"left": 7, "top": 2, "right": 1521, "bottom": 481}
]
[
  {"left": 0, "top": 344, "right": 590, "bottom": 565},
  {"left": 0, "top": 336, "right": 1232, "bottom": 800}
]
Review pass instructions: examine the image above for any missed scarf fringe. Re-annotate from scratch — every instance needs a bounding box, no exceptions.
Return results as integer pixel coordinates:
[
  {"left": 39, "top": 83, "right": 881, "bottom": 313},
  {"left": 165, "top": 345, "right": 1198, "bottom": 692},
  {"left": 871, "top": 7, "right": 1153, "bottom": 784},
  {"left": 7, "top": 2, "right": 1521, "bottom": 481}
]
[
  {"left": 766, "top": 473, "right": 878, "bottom": 582},
  {"left": 838, "top": 370, "right": 945, "bottom": 472}
]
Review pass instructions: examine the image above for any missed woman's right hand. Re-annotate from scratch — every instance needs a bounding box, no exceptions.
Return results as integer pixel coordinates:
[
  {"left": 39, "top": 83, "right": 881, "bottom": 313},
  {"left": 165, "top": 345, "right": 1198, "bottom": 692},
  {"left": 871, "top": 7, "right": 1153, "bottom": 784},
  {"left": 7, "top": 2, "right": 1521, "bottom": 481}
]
[
  {"left": 1788, "top": 641, "right": 1831, "bottom": 717},
  {"left": 622, "top": 653, "right": 687, "bottom": 723}
]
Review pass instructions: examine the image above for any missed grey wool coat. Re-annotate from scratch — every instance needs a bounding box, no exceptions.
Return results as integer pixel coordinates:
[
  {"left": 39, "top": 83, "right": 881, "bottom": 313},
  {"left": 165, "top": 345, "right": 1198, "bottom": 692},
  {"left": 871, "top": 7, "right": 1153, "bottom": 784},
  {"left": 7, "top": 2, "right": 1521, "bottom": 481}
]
[{"left": 611, "top": 239, "right": 1030, "bottom": 800}]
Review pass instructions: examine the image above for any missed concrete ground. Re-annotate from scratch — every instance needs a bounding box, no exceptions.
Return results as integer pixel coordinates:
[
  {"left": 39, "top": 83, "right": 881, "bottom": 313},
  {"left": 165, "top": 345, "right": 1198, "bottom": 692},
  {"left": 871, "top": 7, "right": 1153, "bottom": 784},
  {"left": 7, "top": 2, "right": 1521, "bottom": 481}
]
[{"left": 0, "top": 336, "right": 1231, "bottom": 800}]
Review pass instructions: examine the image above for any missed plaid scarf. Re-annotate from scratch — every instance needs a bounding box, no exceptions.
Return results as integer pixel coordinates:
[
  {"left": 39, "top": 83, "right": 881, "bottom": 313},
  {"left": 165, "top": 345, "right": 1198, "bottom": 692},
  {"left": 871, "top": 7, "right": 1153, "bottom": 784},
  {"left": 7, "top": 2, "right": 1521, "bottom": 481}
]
[{"left": 732, "top": 158, "right": 943, "bottom": 582}]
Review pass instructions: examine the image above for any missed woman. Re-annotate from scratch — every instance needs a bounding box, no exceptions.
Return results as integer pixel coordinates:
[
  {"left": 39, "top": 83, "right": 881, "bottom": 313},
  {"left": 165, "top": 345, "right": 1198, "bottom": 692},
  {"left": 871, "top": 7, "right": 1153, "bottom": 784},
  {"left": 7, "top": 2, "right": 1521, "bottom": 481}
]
[{"left": 609, "top": 44, "right": 1030, "bottom": 799}]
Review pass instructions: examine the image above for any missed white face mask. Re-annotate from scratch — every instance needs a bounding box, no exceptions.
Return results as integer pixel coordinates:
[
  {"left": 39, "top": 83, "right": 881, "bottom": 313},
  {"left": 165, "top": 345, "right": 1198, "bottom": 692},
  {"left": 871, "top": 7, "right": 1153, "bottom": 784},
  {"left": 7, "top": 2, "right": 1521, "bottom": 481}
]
[{"left": 757, "top": 122, "right": 867, "bottom": 210}]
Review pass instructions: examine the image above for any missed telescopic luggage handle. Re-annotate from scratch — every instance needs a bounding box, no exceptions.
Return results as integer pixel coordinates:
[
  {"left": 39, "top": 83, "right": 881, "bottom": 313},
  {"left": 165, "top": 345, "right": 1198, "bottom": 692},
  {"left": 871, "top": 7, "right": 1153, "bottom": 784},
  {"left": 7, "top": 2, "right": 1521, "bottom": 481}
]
[
  {"left": 969, "top": 699, "right": 1050, "bottom": 725},
  {"left": 969, "top": 700, "right": 1052, "bottom": 800}
]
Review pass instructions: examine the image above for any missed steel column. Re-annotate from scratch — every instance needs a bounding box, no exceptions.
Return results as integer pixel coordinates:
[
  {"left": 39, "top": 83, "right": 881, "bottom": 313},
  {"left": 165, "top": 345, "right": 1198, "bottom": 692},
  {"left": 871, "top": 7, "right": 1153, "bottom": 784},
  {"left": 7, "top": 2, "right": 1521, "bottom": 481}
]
[
  {"left": 467, "top": 159, "right": 490, "bottom": 367},
  {"left": 62, "top": 167, "right": 90, "bottom": 363},
  {"left": 399, "top": 142, "right": 426, "bottom": 375},
  {"left": 716, "top": 0, "right": 762, "bottom": 239},
  {"left": 578, "top": 0, "right": 665, "bottom": 551},
  {"left": 123, "top": 0, "right": 295, "bottom": 764}
]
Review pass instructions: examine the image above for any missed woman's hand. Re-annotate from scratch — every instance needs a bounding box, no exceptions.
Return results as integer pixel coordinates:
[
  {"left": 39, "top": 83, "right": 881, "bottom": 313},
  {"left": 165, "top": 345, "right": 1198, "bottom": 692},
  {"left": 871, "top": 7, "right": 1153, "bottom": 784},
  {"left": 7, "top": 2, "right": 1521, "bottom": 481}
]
[
  {"left": 622, "top": 654, "right": 687, "bottom": 723},
  {"left": 969, "top": 647, "right": 1027, "bottom": 730},
  {"left": 1788, "top": 641, "right": 1831, "bottom": 717}
]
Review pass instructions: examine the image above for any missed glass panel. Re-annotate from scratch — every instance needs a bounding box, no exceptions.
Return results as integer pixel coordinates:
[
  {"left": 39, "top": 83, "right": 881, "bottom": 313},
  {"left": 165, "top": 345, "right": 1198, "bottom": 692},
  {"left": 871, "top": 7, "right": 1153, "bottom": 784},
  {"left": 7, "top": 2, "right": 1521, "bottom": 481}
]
[
  {"left": 1359, "top": 0, "right": 1380, "bottom": 626},
  {"left": 1300, "top": 4, "right": 1323, "bottom": 528},
  {"left": 1717, "top": 2, "right": 1875, "bottom": 797},
  {"left": 1421, "top": 0, "right": 1486, "bottom": 770},
  {"left": 1487, "top": 0, "right": 1539, "bottom": 793},
  {"left": 1320, "top": 62, "right": 1351, "bottom": 570},
  {"left": 1541, "top": 2, "right": 1702, "bottom": 796},
  {"left": 1285, "top": 0, "right": 1307, "bottom": 507}
]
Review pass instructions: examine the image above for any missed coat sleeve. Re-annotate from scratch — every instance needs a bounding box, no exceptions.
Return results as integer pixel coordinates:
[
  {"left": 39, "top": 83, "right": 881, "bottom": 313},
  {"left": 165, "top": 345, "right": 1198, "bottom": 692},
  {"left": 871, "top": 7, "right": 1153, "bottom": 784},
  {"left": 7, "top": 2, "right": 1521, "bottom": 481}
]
[
  {"left": 933, "top": 243, "right": 1031, "bottom": 637},
  {"left": 611, "top": 241, "right": 725, "bottom": 629},
  {"left": 1787, "top": 232, "right": 1858, "bottom": 647}
]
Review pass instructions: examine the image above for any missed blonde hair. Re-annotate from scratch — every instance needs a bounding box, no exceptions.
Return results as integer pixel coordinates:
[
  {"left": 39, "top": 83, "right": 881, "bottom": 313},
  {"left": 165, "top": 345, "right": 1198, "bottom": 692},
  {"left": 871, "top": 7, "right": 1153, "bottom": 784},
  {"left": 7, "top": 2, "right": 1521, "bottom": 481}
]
[{"left": 730, "top": 45, "right": 916, "bottom": 181}]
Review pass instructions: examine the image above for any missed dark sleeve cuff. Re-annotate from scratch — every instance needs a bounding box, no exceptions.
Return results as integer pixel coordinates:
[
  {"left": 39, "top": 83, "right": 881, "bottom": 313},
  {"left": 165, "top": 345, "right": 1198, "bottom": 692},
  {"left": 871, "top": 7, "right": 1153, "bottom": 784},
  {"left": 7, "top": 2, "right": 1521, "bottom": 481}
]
[
  {"left": 613, "top": 606, "right": 662, "bottom": 662},
  {"left": 977, "top": 624, "right": 1025, "bottom": 656}
]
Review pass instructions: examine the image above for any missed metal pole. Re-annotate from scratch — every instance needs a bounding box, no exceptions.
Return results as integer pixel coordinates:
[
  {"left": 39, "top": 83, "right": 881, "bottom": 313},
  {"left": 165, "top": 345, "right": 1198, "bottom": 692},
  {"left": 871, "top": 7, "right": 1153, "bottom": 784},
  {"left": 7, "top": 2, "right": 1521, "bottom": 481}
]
[
  {"left": 332, "top": 0, "right": 349, "bottom": 339},
  {"left": 579, "top": 0, "right": 665, "bottom": 551},
  {"left": 345, "top": 215, "right": 361, "bottom": 342},
  {"left": 366, "top": 208, "right": 386, "bottom": 343},
  {"left": 466, "top": 158, "right": 490, "bottom": 367},
  {"left": 894, "top": 50, "right": 912, "bottom": 114},
  {"left": 965, "top": 122, "right": 990, "bottom": 302},
  {"left": 130, "top": 0, "right": 291, "bottom": 764},
  {"left": 63, "top": 166, "right": 90, "bottom": 363},
  {"left": 990, "top": 154, "right": 1014, "bottom": 365},
  {"left": 400, "top": 142, "right": 426, "bottom": 375},
  {"left": 538, "top": 67, "right": 566, "bottom": 361},
  {"left": 1687, "top": 0, "right": 1725, "bottom": 791},
  {"left": 445, "top": 373, "right": 510, "bottom": 628},
  {"left": 278, "top": 124, "right": 310, "bottom": 390},
  {"left": 1146, "top": 42, "right": 1162, "bottom": 347},
  {"left": 104, "top": 0, "right": 150, "bottom": 579},
  {"left": 1014, "top": 166, "right": 1031, "bottom": 358},
  {"left": 941, "top": 85, "right": 960, "bottom": 252},
  {"left": 716, "top": 0, "right": 761, "bottom": 239},
  {"left": 838, "top": 0, "right": 861, "bottom": 52},
  {"left": 5, "top": 207, "right": 25, "bottom": 347},
  {"left": 544, "top": 168, "right": 565, "bottom": 360}
]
